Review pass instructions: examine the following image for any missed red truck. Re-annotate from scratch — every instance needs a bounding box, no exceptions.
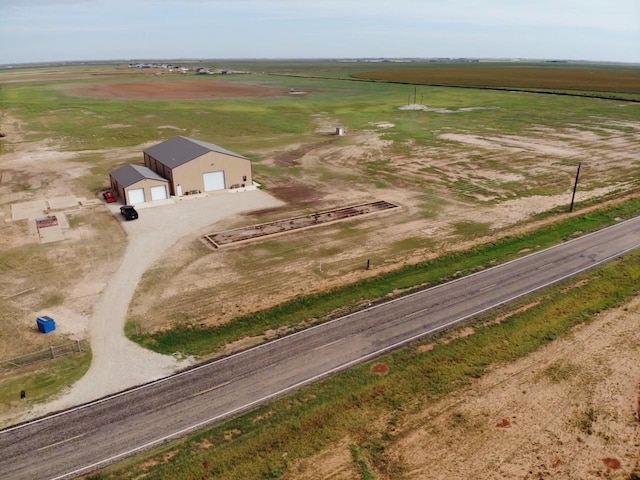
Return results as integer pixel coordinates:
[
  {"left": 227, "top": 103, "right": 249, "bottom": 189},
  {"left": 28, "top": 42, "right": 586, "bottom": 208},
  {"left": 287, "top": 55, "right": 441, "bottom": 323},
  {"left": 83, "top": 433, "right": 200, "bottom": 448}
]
[{"left": 102, "top": 189, "right": 117, "bottom": 203}]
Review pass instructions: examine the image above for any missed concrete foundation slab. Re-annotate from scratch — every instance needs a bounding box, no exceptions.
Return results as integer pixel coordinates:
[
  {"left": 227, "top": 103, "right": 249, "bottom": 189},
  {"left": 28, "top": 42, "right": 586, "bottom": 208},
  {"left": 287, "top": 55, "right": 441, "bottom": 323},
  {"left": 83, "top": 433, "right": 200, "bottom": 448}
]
[
  {"left": 56, "top": 212, "right": 69, "bottom": 229},
  {"left": 11, "top": 200, "right": 48, "bottom": 221},
  {"left": 48, "top": 196, "right": 79, "bottom": 210},
  {"left": 39, "top": 225, "right": 65, "bottom": 243}
]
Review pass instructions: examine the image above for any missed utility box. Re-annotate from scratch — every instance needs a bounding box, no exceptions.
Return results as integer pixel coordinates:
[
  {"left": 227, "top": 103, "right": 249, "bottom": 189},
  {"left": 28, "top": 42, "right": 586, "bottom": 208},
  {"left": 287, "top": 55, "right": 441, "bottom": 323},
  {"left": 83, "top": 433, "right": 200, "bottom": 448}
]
[{"left": 36, "top": 316, "right": 56, "bottom": 334}]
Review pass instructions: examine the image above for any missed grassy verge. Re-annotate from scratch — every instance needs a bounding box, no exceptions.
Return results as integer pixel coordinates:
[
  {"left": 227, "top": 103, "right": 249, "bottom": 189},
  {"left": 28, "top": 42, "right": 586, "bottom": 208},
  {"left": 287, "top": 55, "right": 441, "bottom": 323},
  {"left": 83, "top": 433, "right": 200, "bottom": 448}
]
[
  {"left": 0, "top": 347, "right": 92, "bottom": 423},
  {"left": 88, "top": 248, "right": 640, "bottom": 480},
  {"left": 129, "top": 196, "right": 640, "bottom": 357}
]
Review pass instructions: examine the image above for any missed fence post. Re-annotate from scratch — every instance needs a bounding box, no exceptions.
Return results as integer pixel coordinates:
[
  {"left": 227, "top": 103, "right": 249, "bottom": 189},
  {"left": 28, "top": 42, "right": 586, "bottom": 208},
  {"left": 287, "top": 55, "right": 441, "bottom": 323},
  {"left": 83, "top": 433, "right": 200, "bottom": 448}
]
[
  {"left": 49, "top": 346, "right": 55, "bottom": 359},
  {"left": 76, "top": 339, "right": 82, "bottom": 352}
]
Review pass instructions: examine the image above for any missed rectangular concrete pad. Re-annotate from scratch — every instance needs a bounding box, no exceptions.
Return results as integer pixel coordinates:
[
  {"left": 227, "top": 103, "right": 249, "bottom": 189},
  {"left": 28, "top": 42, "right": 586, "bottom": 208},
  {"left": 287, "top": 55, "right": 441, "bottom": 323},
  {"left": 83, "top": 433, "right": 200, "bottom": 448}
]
[
  {"left": 39, "top": 225, "right": 65, "bottom": 243},
  {"left": 55, "top": 212, "right": 69, "bottom": 229},
  {"left": 47, "top": 196, "right": 79, "bottom": 210},
  {"left": 11, "top": 200, "right": 47, "bottom": 221}
]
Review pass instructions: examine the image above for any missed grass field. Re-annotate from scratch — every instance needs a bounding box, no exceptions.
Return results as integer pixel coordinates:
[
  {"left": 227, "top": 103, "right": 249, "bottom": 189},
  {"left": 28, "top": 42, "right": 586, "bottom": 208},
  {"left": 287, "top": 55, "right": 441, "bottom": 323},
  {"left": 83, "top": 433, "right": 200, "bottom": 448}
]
[
  {"left": 1, "top": 62, "right": 639, "bottom": 465},
  {"left": 0, "top": 348, "right": 91, "bottom": 422}
]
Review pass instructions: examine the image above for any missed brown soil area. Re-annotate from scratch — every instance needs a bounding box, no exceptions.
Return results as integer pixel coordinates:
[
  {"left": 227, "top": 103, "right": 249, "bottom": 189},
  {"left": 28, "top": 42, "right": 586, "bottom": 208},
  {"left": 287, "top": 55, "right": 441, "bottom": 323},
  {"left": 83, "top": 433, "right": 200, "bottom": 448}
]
[
  {"left": 371, "top": 363, "right": 389, "bottom": 375},
  {"left": 288, "top": 295, "right": 640, "bottom": 480},
  {"left": 63, "top": 80, "right": 288, "bottom": 100}
]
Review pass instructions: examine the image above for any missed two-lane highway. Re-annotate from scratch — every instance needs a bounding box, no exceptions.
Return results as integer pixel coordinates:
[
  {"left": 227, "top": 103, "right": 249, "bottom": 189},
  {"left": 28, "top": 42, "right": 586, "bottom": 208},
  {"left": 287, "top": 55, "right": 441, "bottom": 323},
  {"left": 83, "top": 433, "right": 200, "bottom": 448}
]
[{"left": 2, "top": 216, "right": 639, "bottom": 480}]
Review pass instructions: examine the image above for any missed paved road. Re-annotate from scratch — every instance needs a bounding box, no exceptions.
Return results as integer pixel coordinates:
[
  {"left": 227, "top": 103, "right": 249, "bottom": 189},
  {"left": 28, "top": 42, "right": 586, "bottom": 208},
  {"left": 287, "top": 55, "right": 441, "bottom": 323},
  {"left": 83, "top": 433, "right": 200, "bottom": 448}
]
[{"left": 2, "top": 216, "right": 640, "bottom": 480}]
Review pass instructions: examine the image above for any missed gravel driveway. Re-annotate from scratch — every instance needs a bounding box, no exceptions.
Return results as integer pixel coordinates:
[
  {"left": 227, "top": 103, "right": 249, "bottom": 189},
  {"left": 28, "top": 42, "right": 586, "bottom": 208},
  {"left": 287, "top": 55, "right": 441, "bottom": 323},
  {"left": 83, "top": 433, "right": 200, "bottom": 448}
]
[{"left": 33, "top": 190, "right": 283, "bottom": 416}]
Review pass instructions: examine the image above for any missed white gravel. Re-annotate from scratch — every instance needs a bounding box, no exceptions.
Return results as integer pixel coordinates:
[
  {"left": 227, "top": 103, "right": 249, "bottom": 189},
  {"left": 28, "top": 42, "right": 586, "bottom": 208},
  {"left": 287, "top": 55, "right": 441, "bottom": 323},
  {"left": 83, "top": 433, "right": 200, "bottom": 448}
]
[{"left": 31, "top": 190, "right": 283, "bottom": 416}]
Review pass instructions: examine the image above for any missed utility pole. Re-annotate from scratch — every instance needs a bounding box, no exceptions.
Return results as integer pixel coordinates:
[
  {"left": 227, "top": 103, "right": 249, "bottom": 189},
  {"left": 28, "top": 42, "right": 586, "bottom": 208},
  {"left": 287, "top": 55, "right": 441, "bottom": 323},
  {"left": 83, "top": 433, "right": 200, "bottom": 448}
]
[{"left": 569, "top": 162, "right": 582, "bottom": 212}]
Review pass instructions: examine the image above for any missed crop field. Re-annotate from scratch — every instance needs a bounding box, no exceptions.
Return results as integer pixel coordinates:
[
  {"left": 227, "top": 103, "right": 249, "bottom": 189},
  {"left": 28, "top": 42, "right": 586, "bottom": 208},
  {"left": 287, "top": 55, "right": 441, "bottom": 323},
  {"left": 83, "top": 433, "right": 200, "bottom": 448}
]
[{"left": 352, "top": 63, "right": 640, "bottom": 97}]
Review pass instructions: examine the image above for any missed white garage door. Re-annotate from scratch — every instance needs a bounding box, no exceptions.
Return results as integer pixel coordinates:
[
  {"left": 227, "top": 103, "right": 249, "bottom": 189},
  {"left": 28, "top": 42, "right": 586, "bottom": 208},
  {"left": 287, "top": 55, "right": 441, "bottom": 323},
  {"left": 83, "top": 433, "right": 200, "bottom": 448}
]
[
  {"left": 203, "top": 171, "right": 225, "bottom": 191},
  {"left": 128, "top": 188, "right": 145, "bottom": 204},
  {"left": 150, "top": 185, "right": 168, "bottom": 201}
]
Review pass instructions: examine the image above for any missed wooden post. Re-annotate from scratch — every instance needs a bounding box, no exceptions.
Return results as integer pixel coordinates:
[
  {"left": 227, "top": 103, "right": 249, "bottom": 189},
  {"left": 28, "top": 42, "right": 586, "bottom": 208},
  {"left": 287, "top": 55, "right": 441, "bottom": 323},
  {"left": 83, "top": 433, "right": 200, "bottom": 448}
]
[
  {"left": 366, "top": 259, "right": 371, "bottom": 270},
  {"left": 569, "top": 162, "right": 581, "bottom": 212},
  {"left": 49, "top": 346, "right": 55, "bottom": 359}
]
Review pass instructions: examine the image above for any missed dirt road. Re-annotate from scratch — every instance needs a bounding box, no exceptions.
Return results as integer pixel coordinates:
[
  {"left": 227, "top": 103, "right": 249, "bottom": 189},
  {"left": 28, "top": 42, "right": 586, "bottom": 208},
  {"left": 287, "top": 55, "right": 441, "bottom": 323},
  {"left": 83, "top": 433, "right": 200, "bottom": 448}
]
[{"left": 30, "top": 191, "right": 283, "bottom": 416}]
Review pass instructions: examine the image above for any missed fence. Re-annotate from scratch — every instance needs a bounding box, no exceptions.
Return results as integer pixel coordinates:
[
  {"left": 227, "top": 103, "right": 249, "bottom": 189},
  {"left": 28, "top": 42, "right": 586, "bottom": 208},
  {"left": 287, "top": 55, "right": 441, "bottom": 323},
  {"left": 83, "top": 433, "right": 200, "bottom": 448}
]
[{"left": 0, "top": 340, "right": 85, "bottom": 371}]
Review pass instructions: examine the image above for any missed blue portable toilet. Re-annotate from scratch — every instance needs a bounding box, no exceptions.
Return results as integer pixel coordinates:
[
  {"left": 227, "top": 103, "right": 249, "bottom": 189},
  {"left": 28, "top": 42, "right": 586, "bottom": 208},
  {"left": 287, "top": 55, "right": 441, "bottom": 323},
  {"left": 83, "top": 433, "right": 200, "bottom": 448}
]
[{"left": 36, "top": 316, "right": 56, "bottom": 334}]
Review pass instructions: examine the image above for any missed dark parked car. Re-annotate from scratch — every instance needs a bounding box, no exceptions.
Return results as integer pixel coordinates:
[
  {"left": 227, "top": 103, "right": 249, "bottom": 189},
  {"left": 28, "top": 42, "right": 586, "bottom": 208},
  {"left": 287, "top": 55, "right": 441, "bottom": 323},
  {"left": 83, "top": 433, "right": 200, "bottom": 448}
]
[{"left": 120, "top": 205, "right": 139, "bottom": 220}]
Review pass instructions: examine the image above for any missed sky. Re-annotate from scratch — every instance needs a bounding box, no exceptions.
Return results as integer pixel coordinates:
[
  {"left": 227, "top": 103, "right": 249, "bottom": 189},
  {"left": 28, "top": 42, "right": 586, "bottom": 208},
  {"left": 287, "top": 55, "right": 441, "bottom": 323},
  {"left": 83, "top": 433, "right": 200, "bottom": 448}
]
[{"left": 1, "top": 0, "right": 639, "bottom": 65}]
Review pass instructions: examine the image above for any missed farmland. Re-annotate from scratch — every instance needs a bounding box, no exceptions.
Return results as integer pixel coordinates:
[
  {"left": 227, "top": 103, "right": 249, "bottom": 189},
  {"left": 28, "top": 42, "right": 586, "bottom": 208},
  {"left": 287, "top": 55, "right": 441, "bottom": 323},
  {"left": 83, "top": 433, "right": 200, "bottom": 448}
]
[
  {"left": 352, "top": 63, "right": 640, "bottom": 98},
  {"left": 0, "top": 61, "right": 639, "bottom": 478}
]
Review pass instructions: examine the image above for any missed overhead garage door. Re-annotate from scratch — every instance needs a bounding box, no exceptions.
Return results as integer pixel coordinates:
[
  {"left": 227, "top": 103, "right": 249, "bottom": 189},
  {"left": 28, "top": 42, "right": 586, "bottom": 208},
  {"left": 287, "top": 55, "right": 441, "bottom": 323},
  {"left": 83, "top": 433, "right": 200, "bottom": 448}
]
[
  {"left": 128, "top": 188, "right": 145, "bottom": 204},
  {"left": 150, "top": 185, "right": 167, "bottom": 201},
  {"left": 203, "top": 171, "right": 225, "bottom": 191}
]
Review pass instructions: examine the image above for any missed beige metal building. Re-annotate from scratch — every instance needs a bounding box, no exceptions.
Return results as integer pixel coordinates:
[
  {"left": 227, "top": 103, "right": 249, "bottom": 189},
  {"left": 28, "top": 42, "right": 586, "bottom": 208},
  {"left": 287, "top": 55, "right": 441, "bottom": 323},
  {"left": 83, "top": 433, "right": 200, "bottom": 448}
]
[
  {"left": 143, "top": 136, "right": 252, "bottom": 196},
  {"left": 109, "top": 164, "right": 169, "bottom": 204}
]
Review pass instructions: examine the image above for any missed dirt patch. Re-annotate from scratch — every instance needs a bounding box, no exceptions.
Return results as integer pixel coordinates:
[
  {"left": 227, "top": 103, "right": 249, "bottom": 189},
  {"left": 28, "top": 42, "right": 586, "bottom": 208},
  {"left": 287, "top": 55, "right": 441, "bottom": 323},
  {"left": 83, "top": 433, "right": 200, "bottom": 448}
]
[
  {"left": 274, "top": 139, "right": 339, "bottom": 167},
  {"left": 399, "top": 103, "right": 500, "bottom": 113},
  {"left": 602, "top": 457, "right": 622, "bottom": 469},
  {"left": 284, "top": 440, "right": 358, "bottom": 480},
  {"left": 195, "top": 438, "right": 214, "bottom": 449},
  {"left": 224, "top": 428, "right": 241, "bottom": 440},
  {"left": 268, "top": 183, "right": 324, "bottom": 205},
  {"left": 371, "top": 363, "right": 389, "bottom": 375},
  {"left": 62, "top": 80, "right": 288, "bottom": 100},
  {"left": 496, "top": 418, "right": 511, "bottom": 428}
]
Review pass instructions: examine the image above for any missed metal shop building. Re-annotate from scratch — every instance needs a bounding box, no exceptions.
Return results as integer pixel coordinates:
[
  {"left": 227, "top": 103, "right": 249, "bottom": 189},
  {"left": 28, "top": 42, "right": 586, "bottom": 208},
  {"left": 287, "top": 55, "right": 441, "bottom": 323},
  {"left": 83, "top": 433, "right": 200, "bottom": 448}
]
[{"left": 143, "top": 136, "right": 253, "bottom": 197}]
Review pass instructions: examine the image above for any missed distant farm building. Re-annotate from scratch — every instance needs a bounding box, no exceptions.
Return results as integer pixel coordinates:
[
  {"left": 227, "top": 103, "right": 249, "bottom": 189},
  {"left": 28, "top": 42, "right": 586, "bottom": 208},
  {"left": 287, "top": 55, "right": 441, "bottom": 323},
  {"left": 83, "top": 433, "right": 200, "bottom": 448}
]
[{"left": 109, "top": 136, "right": 253, "bottom": 204}]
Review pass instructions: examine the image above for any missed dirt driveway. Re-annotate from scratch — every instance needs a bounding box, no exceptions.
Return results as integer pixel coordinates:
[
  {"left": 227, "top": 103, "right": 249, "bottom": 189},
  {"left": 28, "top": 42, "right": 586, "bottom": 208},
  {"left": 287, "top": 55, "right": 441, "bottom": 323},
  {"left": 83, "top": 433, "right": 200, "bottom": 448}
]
[{"left": 31, "top": 191, "right": 283, "bottom": 416}]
